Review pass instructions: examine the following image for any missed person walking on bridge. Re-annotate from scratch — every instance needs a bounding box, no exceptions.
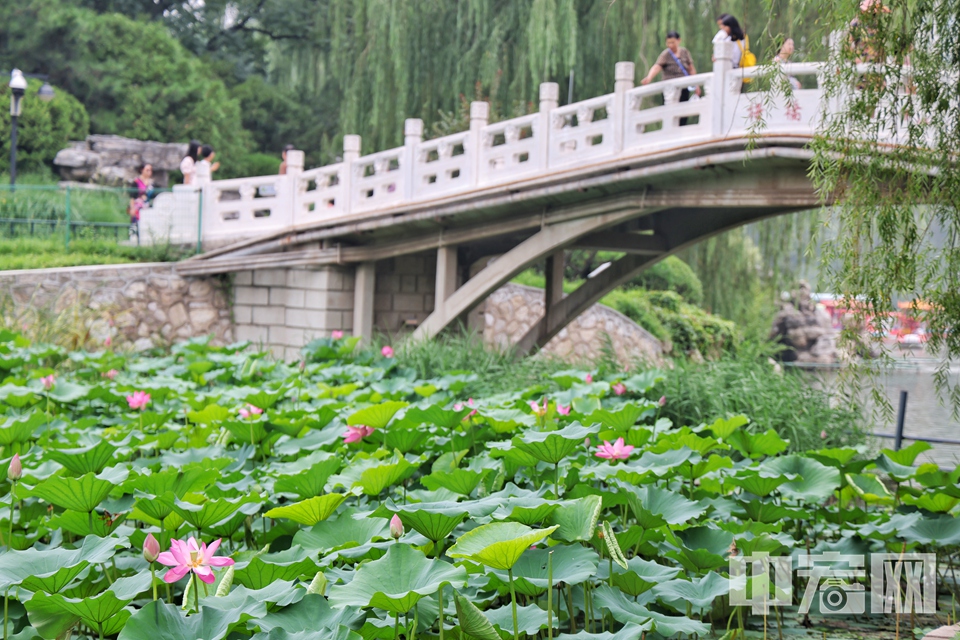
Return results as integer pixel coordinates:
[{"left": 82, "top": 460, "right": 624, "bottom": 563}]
[{"left": 640, "top": 31, "right": 699, "bottom": 125}]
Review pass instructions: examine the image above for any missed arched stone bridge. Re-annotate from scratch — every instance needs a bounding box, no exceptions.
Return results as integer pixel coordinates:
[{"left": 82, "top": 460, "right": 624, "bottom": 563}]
[{"left": 170, "top": 42, "right": 865, "bottom": 357}]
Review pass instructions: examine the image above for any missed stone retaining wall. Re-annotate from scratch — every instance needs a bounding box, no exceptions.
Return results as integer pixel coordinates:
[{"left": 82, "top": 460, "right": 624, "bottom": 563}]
[
  {"left": 0, "top": 263, "right": 233, "bottom": 350},
  {"left": 483, "top": 283, "right": 664, "bottom": 364}
]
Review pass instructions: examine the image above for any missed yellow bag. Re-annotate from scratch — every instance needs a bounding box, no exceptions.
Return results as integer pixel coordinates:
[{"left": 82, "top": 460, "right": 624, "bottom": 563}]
[{"left": 739, "top": 36, "right": 757, "bottom": 82}]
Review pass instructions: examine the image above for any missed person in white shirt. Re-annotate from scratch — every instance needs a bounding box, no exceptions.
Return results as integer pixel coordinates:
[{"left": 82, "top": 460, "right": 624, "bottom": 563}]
[
  {"left": 180, "top": 140, "right": 200, "bottom": 185},
  {"left": 194, "top": 145, "right": 220, "bottom": 184},
  {"left": 719, "top": 14, "right": 745, "bottom": 68},
  {"left": 711, "top": 13, "right": 731, "bottom": 61}
]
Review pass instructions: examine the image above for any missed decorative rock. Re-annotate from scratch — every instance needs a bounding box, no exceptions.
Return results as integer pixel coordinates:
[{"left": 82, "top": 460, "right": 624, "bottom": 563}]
[
  {"left": 770, "top": 280, "right": 839, "bottom": 363},
  {"left": 53, "top": 135, "right": 186, "bottom": 187}
]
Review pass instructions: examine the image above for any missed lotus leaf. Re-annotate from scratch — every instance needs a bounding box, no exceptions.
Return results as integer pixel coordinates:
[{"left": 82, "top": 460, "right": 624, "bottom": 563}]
[{"left": 447, "top": 522, "right": 559, "bottom": 570}]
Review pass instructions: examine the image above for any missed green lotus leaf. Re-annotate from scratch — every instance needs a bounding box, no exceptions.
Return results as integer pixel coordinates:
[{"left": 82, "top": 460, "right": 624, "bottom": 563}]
[
  {"left": 28, "top": 468, "right": 128, "bottom": 513},
  {"left": 223, "top": 420, "right": 271, "bottom": 445},
  {"left": 586, "top": 403, "right": 651, "bottom": 432},
  {"left": 294, "top": 511, "right": 390, "bottom": 553},
  {"left": 234, "top": 547, "right": 318, "bottom": 590},
  {"left": 592, "top": 585, "right": 698, "bottom": 637},
  {"left": 548, "top": 495, "right": 603, "bottom": 542},
  {"left": 187, "top": 404, "right": 232, "bottom": 425},
  {"left": 0, "top": 386, "right": 38, "bottom": 411},
  {"left": 726, "top": 429, "right": 789, "bottom": 459},
  {"left": 27, "top": 572, "right": 150, "bottom": 637},
  {"left": 902, "top": 492, "right": 960, "bottom": 513},
  {"left": 447, "top": 522, "right": 559, "bottom": 570},
  {"left": 881, "top": 441, "right": 932, "bottom": 466},
  {"left": 0, "top": 413, "right": 45, "bottom": 446},
  {"left": 264, "top": 493, "right": 347, "bottom": 526},
  {"left": 127, "top": 466, "right": 221, "bottom": 500},
  {"left": 615, "top": 481, "right": 705, "bottom": 529},
  {"left": 653, "top": 571, "right": 730, "bottom": 610},
  {"left": 249, "top": 594, "right": 364, "bottom": 635},
  {"left": 492, "top": 497, "right": 561, "bottom": 526},
  {"left": 421, "top": 468, "right": 491, "bottom": 496},
  {"left": 455, "top": 592, "right": 501, "bottom": 640},
  {"left": 173, "top": 494, "right": 262, "bottom": 530},
  {"left": 667, "top": 526, "right": 732, "bottom": 573},
  {"left": 251, "top": 626, "right": 363, "bottom": 640},
  {"left": 273, "top": 458, "right": 340, "bottom": 498},
  {"left": 371, "top": 502, "right": 470, "bottom": 542},
  {"left": 729, "top": 470, "right": 794, "bottom": 497},
  {"left": 610, "top": 556, "right": 681, "bottom": 597},
  {"left": 904, "top": 514, "right": 960, "bottom": 545},
  {"left": 48, "top": 509, "right": 127, "bottom": 538},
  {"left": 0, "top": 535, "right": 120, "bottom": 592},
  {"left": 117, "top": 600, "right": 241, "bottom": 640},
  {"left": 762, "top": 455, "right": 840, "bottom": 502},
  {"left": 845, "top": 473, "right": 894, "bottom": 505},
  {"left": 734, "top": 500, "right": 804, "bottom": 524},
  {"left": 347, "top": 401, "right": 407, "bottom": 429},
  {"left": 328, "top": 451, "right": 419, "bottom": 496},
  {"left": 133, "top": 492, "right": 176, "bottom": 522},
  {"left": 383, "top": 425, "right": 430, "bottom": 453},
  {"left": 202, "top": 579, "right": 304, "bottom": 613},
  {"left": 490, "top": 545, "right": 599, "bottom": 596},
  {"left": 512, "top": 423, "right": 600, "bottom": 465},
  {"left": 555, "top": 625, "right": 649, "bottom": 640},
  {"left": 652, "top": 430, "right": 727, "bottom": 456},
  {"left": 705, "top": 414, "right": 749, "bottom": 439},
  {"left": 328, "top": 544, "right": 466, "bottom": 614},
  {"left": 807, "top": 447, "right": 862, "bottom": 468},
  {"left": 402, "top": 405, "right": 471, "bottom": 429},
  {"left": 46, "top": 381, "right": 90, "bottom": 404},
  {"left": 691, "top": 454, "right": 734, "bottom": 480},
  {"left": 485, "top": 603, "right": 556, "bottom": 638},
  {"left": 46, "top": 440, "right": 121, "bottom": 475}
]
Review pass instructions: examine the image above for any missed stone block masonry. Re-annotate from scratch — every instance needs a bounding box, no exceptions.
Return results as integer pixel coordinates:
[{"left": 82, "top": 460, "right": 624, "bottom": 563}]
[{"left": 0, "top": 263, "right": 233, "bottom": 351}]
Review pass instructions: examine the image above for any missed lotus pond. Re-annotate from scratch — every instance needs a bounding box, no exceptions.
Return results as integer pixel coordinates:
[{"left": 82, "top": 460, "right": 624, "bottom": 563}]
[{"left": 0, "top": 332, "right": 958, "bottom": 640}]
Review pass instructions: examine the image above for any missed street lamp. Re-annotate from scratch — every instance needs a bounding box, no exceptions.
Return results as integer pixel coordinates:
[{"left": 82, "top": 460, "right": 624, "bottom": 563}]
[
  {"left": 9, "top": 69, "right": 27, "bottom": 188},
  {"left": 7, "top": 70, "right": 55, "bottom": 188}
]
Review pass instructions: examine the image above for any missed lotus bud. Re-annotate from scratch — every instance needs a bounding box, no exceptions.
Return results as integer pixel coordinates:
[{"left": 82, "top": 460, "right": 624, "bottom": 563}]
[
  {"left": 8, "top": 454, "right": 21, "bottom": 481},
  {"left": 659, "top": 395, "right": 667, "bottom": 406},
  {"left": 143, "top": 533, "right": 160, "bottom": 563},
  {"left": 389, "top": 514, "right": 404, "bottom": 540}
]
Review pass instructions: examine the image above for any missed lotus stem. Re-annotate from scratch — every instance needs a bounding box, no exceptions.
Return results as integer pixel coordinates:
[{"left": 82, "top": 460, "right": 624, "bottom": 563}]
[
  {"left": 438, "top": 585, "right": 445, "bottom": 640},
  {"left": 193, "top": 572, "right": 201, "bottom": 614},
  {"left": 566, "top": 584, "right": 576, "bottom": 633},
  {"left": 151, "top": 564, "right": 158, "bottom": 601},
  {"left": 3, "top": 587, "right": 7, "bottom": 640},
  {"left": 508, "top": 567, "right": 519, "bottom": 640},
  {"left": 547, "top": 551, "right": 554, "bottom": 640},
  {"left": 554, "top": 463, "right": 560, "bottom": 497},
  {"left": 7, "top": 482, "right": 14, "bottom": 552},
  {"left": 394, "top": 612, "right": 400, "bottom": 640}
]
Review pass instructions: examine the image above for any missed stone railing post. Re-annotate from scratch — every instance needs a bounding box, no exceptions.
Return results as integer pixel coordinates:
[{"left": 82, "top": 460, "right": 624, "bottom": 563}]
[
  {"left": 538, "top": 82, "right": 559, "bottom": 171},
  {"left": 403, "top": 118, "right": 423, "bottom": 201},
  {"left": 342, "top": 134, "right": 361, "bottom": 215},
  {"left": 614, "top": 61, "right": 635, "bottom": 153},
  {"left": 710, "top": 40, "right": 735, "bottom": 138},
  {"left": 285, "top": 149, "right": 304, "bottom": 226},
  {"left": 469, "top": 101, "right": 489, "bottom": 186}
]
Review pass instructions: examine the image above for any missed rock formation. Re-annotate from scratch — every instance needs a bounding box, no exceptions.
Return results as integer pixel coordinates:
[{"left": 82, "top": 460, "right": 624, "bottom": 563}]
[
  {"left": 770, "top": 281, "right": 839, "bottom": 363},
  {"left": 53, "top": 135, "right": 187, "bottom": 187}
]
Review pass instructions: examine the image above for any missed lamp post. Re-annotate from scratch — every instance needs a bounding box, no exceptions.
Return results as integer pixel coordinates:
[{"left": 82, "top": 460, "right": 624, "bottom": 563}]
[
  {"left": 8, "top": 69, "right": 27, "bottom": 188},
  {"left": 7, "top": 70, "right": 55, "bottom": 188}
]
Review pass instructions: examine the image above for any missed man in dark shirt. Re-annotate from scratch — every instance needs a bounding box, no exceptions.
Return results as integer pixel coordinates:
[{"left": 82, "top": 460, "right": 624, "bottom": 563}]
[{"left": 640, "top": 31, "right": 699, "bottom": 125}]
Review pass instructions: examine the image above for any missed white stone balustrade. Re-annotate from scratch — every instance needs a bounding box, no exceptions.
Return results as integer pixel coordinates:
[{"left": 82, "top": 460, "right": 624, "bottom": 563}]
[{"left": 181, "top": 42, "right": 909, "bottom": 247}]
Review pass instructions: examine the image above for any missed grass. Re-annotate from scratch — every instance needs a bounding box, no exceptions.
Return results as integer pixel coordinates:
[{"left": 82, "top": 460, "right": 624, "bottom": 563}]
[
  {"left": 0, "top": 237, "right": 191, "bottom": 271},
  {"left": 654, "top": 344, "right": 867, "bottom": 452},
  {"left": 0, "top": 182, "right": 130, "bottom": 224}
]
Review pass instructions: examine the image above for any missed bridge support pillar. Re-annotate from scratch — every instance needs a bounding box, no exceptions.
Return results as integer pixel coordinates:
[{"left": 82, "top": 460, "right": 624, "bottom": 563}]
[
  {"left": 435, "top": 246, "right": 458, "bottom": 309},
  {"left": 353, "top": 261, "right": 376, "bottom": 344},
  {"left": 544, "top": 250, "right": 564, "bottom": 316}
]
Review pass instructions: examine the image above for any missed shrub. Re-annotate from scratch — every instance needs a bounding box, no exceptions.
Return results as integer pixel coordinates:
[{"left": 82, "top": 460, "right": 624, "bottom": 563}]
[
  {"left": 221, "top": 153, "right": 282, "bottom": 180},
  {"left": 629, "top": 255, "right": 704, "bottom": 305}
]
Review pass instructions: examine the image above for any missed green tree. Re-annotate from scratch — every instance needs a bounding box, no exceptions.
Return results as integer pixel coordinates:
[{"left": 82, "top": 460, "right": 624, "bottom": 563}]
[
  {"left": 0, "top": 0, "right": 250, "bottom": 166},
  {"left": 0, "top": 79, "right": 89, "bottom": 174}
]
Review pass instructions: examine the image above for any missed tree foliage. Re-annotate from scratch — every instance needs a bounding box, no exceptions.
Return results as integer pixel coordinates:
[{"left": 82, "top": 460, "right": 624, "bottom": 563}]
[{"left": 0, "top": 79, "right": 89, "bottom": 175}]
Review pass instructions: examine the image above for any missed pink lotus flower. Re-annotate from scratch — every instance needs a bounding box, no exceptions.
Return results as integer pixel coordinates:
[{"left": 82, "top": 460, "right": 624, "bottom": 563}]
[
  {"left": 143, "top": 533, "right": 160, "bottom": 563},
  {"left": 529, "top": 398, "right": 548, "bottom": 417},
  {"left": 381, "top": 345, "right": 394, "bottom": 358},
  {"left": 332, "top": 330, "right": 344, "bottom": 340},
  {"left": 557, "top": 404, "right": 571, "bottom": 416},
  {"left": 390, "top": 514, "right": 404, "bottom": 539},
  {"left": 454, "top": 398, "right": 477, "bottom": 418},
  {"left": 104, "top": 336, "right": 112, "bottom": 348},
  {"left": 40, "top": 375, "right": 55, "bottom": 391},
  {"left": 8, "top": 454, "right": 21, "bottom": 481},
  {"left": 104, "top": 369, "right": 119, "bottom": 380},
  {"left": 157, "top": 537, "right": 234, "bottom": 584},
  {"left": 126, "top": 391, "right": 151, "bottom": 411},
  {"left": 659, "top": 395, "right": 667, "bottom": 407},
  {"left": 595, "top": 437, "right": 635, "bottom": 460},
  {"left": 343, "top": 425, "right": 375, "bottom": 444},
  {"left": 238, "top": 404, "right": 263, "bottom": 419},
  {"left": 612, "top": 382, "right": 627, "bottom": 396},
  {"left": 820, "top": 430, "right": 828, "bottom": 439},
  {"left": 585, "top": 374, "right": 593, "bottom": 384}
]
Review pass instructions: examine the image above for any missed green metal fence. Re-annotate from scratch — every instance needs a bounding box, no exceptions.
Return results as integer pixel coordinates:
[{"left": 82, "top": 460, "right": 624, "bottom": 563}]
[{"left": 0, "top": 183, "right": 201, "bottom": 250}]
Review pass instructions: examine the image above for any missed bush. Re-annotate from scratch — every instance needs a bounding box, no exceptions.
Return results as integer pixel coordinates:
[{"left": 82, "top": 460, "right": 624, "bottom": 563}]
[
  {"left": 221, "top": 153, "right": 281, "bottom": 180},
  {"left": 629, "top": 255, "right": 704, "bottom": 305},
  {"left": 0, "top": 79, "right": 89, "bottom": 174},
  {"left": 603, "top": 288, "right": 738, "bottom": 357}
]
